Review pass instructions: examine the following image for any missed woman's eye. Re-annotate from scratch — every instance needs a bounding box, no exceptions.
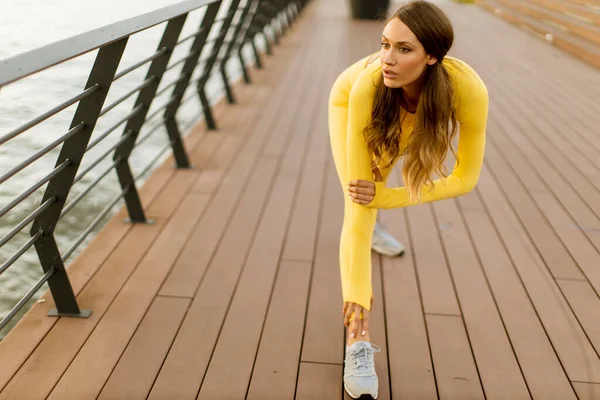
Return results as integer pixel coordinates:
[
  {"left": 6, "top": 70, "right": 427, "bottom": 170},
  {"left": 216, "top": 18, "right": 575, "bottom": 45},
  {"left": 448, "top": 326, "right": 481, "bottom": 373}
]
[
  {"left": 381, "top": 42, "right": 390, "bottom": 48},
  {"left": 399, "top": 47, "right": 410, "bottom": 53}
]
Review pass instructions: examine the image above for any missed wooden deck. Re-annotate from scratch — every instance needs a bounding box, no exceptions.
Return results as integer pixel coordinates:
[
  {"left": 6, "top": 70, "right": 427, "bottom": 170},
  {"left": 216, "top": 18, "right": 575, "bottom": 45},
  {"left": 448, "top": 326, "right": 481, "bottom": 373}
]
[{"left": 2, "top": 0, "right": 600, "bottom": 398}]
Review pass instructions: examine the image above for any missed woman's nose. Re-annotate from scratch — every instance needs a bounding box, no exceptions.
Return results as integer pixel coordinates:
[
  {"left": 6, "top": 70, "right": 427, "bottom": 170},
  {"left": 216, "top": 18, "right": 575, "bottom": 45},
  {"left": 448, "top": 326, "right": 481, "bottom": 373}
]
[{"left": 383, "top": 51, "right": 395, "bottom": 66}]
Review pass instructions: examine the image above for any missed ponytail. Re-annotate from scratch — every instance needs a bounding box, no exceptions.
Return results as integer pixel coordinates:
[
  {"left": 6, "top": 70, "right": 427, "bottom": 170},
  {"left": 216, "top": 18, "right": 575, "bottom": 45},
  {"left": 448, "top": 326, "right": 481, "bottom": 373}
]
[{"left": 402, "top": 61, "right": 458, "bottom": 201}]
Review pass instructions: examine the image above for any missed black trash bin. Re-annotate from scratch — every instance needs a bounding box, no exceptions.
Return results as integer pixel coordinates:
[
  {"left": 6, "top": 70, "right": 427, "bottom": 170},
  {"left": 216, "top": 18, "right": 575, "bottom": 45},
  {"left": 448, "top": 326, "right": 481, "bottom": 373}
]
[{"left": 349, "top": 0, "right": 390, "bottom": 20}]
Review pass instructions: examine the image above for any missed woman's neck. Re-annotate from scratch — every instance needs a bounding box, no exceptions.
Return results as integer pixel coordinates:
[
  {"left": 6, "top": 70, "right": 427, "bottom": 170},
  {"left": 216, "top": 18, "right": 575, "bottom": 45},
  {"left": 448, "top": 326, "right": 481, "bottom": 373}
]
[{"left": 401, "top": 80, "right": 424, "bottom": 113}]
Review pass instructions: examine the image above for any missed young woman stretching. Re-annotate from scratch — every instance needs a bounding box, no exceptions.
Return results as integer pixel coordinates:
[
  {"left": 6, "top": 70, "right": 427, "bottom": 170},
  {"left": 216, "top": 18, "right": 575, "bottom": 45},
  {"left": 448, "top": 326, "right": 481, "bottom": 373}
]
[{"left": 328, "top": 1, "right": 489, "bottom": 398}]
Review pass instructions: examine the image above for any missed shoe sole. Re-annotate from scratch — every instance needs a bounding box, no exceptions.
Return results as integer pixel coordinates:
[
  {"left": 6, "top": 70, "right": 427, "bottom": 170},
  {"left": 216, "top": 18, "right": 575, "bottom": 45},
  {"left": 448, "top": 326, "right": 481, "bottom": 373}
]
[
  {"left": 344, "top": 384, "right": 378, "bottom": 399},
  {"left": 371, "top": 244, "right": 405, "bottom": 258}
]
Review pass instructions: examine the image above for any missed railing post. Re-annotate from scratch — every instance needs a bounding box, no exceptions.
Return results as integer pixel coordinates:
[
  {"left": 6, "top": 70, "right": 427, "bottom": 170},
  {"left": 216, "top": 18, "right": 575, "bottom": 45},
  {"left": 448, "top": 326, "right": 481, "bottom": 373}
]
[
  {"left": 219, "top": 0, "right": 255, "bottom": 104},
  {"left": 254, "top": 4, "right": 273, "bottom": 57},
  {"left": 113, "top": 15, "right": 187, "bottom": 222},
  {"left": 265, "top": 1, "right": 281, "bottom": 45},
  {"left": 29, "top": 38, "right": 128, "bottom": 318},
  {"left": 278, "top": 1, "right": 290, "bottom": 34},
  {"left": 236, "top": 1, "right": 267, "bottom": 81},
  {"left": 197, "top": 0, "right": 242, "bottom": 129},
  {"left": 164, "top": 2, "right": 221, "bottom": 168}
]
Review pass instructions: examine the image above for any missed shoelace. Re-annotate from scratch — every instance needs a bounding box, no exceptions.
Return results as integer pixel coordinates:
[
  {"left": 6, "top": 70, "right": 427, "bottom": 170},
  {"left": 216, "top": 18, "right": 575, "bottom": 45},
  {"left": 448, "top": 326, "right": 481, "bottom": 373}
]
[{"left": 347, "top": 343, "right": 381, "bottom": 377}]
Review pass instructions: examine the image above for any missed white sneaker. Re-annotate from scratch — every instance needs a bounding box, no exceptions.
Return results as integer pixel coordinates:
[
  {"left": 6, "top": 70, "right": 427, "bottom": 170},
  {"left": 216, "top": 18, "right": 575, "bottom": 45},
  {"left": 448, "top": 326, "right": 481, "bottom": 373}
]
[
  {"left": 343, "top": 341, "right": 381, "bottom": 399},
  {"left": 372, "top": 222, "right": 405, "bottom": 257}
]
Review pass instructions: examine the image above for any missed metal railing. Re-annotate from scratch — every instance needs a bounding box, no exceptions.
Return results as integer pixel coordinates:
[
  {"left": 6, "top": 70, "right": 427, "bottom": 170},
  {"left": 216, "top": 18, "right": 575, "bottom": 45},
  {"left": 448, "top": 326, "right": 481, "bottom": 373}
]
[{"left": 0, "top": 0, "right": 310, "bottom": 333}]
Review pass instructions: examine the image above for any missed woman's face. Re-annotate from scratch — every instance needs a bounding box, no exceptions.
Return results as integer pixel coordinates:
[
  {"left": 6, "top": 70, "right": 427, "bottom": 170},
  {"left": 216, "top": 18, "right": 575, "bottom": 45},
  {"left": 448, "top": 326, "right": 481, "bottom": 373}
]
[{"left": 379, "top": 18, "right": 437, "bottom": 89}]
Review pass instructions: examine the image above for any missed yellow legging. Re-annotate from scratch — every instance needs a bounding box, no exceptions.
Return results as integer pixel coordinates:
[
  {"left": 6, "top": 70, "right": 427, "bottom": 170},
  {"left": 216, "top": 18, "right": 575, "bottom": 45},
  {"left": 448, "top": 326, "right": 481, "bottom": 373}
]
[{"left": 328, "top": 53, "right": 489, "bottom": 314}]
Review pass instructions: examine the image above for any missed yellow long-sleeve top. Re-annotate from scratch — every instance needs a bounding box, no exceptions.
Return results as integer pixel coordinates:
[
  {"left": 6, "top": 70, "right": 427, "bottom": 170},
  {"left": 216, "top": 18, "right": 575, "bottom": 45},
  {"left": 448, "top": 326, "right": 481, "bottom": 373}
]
[{"left": 328, "top": 54, "right": 488, "bottom": 311}]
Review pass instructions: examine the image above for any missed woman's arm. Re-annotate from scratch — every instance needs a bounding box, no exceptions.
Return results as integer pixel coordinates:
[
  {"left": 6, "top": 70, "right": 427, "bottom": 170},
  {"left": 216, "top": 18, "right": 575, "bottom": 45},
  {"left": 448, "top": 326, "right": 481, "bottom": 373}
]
[
  {"left": 368, "top": 65, "right": 489, "bottom": 209},
  {"left": 342, "top": 62, "right": 383, "bottom": 311}
]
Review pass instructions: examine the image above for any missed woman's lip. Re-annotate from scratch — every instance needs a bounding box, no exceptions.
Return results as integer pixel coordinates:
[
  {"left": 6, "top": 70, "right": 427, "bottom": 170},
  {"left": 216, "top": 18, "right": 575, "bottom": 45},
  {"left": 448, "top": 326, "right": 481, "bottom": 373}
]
[{"left": 383, "top": 70, "right": 398, "bottom": 78}]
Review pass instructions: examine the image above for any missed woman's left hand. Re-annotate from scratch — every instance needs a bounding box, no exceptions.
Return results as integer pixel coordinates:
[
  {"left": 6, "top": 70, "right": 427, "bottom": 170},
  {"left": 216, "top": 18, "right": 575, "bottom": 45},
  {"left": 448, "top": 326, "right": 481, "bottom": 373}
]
[{"left": 348, "top": 180, "right": 376, "bottom": 205}]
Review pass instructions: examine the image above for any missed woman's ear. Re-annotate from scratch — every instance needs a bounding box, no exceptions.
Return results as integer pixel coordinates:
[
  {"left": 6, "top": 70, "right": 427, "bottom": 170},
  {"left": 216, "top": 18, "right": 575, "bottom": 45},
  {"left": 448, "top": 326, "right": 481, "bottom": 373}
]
[{"left": 427, "top": 56, "right": 438, "bottom": 66}]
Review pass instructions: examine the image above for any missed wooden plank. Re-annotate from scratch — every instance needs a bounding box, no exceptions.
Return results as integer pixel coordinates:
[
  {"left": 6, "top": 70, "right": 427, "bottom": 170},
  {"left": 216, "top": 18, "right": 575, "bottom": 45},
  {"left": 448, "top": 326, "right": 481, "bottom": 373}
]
[
  {"left": 433, "top": 199, "right": 530, "bottom": 399},
  {"left": 147, "top": 136, "right": 220, "bottom": 218},
  {"left": 296, "top": 362, "right": 343, "bottom": 400},
  {"left": 0, "top": 220, "right": 166, "bottom": 400},
  {"left": 190, "top": 86, "right": 271, "bottom": 195},
  {"left": 458, "top": 190, "right": 578, "bottom": 399},
  {"left": 245, "top": 260, "right": 312, "bottom": 400},
  {"left": 144, "top": 169, "right": 207, "bottom": 219},
  {"left": 379, "top": 173, "right": 437, "bottom": 400},
  {"left": 483, "top": 67, "right": 600, "bottom": 231},
  {"left": 478, "top": 52, "right": 600, "bottom": 172},
  {"left": 300, "top": 8, "right": 356, "bottom": 366},
  {"left": 147, "top": 157, "right": 285, "bottom": 400},
  {"left": 477, "top": 161, "right": 600, "bottom": 383},
  {"left": 96, "top": 296, "right": 190, "bottom": 400},
  {"left": 159, "top": 36, "right": 311, "bottom": 299},
  {"left": 531, "top": 191, "right": 600, "bottom": 290},
  {"left": 45, "top": 194, "right": 210, "bottom": 400},
  {"left": 281, "top": 71, "right": 330, "bottom": 262},
  {"left": 247, "top": 47, "right": 334, "bottom": 398},
  {"left": 148, "top": 33, "right": 318, "bottom": 400},
  {"left": 484, "top": 130, "right": 585, "bottom": 281},
  {"left": 558, "top": 279, "right": 600, "bottom": 356},
  {"left": 197, "top": 52, "right": 323, "bottom": 397},
  {"left": 0, "top": 213, "right": 132, "bottom": 392},
  {"left": 300, "top": 163, "right": 344, "bottom": 365},
  {"left": 407, "top": 202, "right": 461, "bottom": 316},
  {"left": 426, "top": 314, "right": 485, "bottom": 400},
  {"left": 475, "top": 61, "right": 600, "bottom": 273},
  {"left": 573, "top": 382, "right": 600, "bottom": 399}
]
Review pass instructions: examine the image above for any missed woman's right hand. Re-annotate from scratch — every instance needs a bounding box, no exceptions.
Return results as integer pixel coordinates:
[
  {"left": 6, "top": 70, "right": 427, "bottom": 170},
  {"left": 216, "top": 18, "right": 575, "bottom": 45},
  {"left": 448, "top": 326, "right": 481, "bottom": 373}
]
[
  {"left": 342, "top": 295, "right": 374, "bottom": 338},
  {"left": 343, "top": 302, "right": 370, "bottom": 338}
]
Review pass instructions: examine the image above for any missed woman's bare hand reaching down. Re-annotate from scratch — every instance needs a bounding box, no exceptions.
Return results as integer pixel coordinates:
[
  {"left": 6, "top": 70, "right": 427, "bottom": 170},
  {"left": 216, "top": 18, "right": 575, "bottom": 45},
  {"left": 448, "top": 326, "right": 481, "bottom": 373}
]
[{"left": 343, "top": 295, "right": 375, "bottom": 344}]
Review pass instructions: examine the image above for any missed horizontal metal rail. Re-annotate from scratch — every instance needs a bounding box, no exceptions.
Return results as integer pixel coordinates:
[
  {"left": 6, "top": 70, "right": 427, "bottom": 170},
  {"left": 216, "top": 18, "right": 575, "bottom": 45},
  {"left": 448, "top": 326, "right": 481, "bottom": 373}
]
[
  {"left": 61, "top": 157, "right": 123, "bottom": 219},
  {"left": 87, "top": 105, "right": 144, "bottom": 152},
  {"left": 0, "top": 0, "right": 219, "bottom": 86},
  {"left": 0, "top": 123, "right": 84, "bottom": 185},
  {"left": 134, "top": 142, "right": 173, "bottom": 181},
  {"left": 62, "top": 186, "right": 130, "bottom": 262},
  {"left": 0, "top": 161, "right": 69, "bottom": 220},
  {"left": 0, "top": 231, "right": 42, "bottom": 276},
  {"left": 99, "top": 77, "right": 156, "bottom": 117},
  {"left": 0, "top": 86, "right": 98, "bottom": 146},
  {"left": 0, "top": 267, "right": 55, "bottom": 332},
  {"left": 76, "top": 131, "right": 133, "bottom": 186},
  {"left": 0, "top": 196, "right": 56, "bottom": 248},
  {"left": 113, "top": 49, "right": 168, "bottom": 82},
  {"left": 175, "top": 28, "right": 206, "bottom": 46},
  {"left": 165, "top": 52, "right": 200, "bottom": 72},
  {"left": 135, "top": 123, "right": 163, "bottom": 148}
]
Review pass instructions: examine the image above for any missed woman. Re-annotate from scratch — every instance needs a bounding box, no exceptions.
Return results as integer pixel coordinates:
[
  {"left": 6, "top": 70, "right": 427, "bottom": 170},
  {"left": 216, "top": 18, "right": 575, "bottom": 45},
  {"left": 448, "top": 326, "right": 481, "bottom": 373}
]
[{"left": 328, "top": 1, "right": 489, "bottom": 398}]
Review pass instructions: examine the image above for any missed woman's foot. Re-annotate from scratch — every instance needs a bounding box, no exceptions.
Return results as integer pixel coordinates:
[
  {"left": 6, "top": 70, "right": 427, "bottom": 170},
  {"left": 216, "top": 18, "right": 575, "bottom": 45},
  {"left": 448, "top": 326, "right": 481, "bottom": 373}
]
[
  {"left": 343, "top": 341, "right": 381, "bottom": 399},
  {"left": 372, "top": 222, "right": 405, "bottom": 257}
]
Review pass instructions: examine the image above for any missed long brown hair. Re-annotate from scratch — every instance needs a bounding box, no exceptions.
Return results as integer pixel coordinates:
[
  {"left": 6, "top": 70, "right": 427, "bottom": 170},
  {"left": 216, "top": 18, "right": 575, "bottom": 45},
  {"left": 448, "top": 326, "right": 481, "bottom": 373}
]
[{"left": 364, "top": 0, "right": 458, "bottom": 202}]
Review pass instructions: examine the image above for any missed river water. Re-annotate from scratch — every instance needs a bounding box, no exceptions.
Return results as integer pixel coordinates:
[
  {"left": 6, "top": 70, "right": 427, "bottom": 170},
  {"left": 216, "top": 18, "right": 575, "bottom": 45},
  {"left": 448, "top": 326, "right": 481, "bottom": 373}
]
[{"left": 0, "top": 0, "right": 251, "bottom": 337}]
